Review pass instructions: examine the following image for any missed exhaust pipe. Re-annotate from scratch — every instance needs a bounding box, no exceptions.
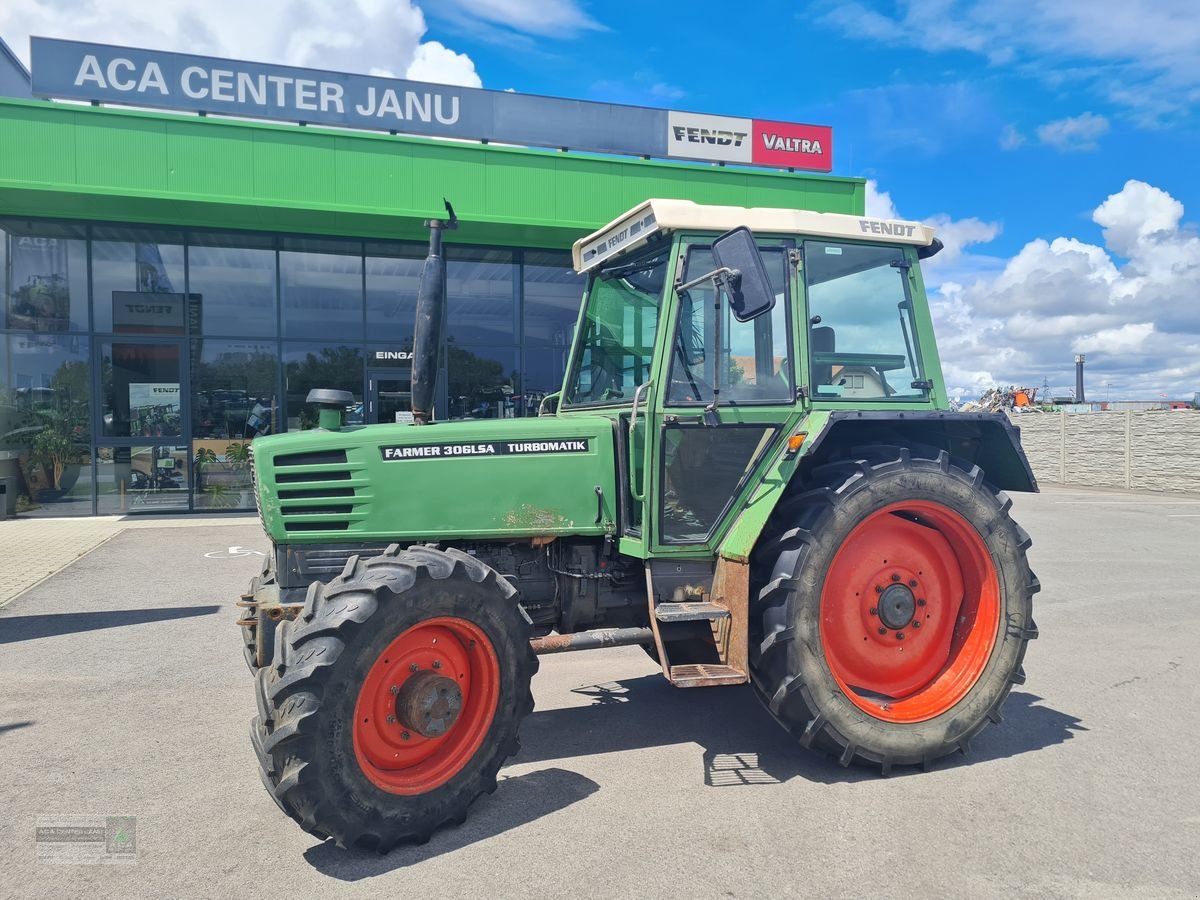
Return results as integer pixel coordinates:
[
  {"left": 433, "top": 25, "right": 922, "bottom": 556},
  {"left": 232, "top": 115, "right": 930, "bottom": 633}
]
[{"left": 410, "top": 200, "right": 457, "bottom": 425}]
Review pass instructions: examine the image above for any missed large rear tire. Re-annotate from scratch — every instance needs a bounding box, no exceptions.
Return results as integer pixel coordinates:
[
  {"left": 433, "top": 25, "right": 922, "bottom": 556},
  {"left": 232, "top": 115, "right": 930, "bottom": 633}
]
[
  {"left": 251, "top": 544, "right": 537, "bottom": 851},
  {"left": 750, "top": 446, "right": 1039, "bottom": 773}
]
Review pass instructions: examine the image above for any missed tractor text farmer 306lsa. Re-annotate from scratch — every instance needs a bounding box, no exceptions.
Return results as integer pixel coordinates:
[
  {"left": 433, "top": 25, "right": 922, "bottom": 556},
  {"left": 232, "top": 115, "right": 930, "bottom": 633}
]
[{"left": 239, "top": 199, "right": 1039, "bottom": 851}]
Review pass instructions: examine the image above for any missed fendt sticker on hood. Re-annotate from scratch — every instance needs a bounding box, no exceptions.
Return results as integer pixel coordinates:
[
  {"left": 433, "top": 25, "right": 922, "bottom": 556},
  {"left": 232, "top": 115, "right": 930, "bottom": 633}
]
[{"left": 380, "top": 439, "right": 590, "bottom": 460}]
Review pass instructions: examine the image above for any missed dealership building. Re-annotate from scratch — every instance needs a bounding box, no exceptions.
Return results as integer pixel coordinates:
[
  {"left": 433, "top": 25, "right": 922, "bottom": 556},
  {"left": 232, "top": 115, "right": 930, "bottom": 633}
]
[{"left": 0, "top": 36, "right": 864, "bottom": 517}]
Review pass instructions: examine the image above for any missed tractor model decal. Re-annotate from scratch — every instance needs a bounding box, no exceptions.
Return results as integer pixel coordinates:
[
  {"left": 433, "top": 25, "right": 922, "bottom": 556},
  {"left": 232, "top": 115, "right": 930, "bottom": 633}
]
[{"left": 380, "top": 439, "right": 589, "bottom": 460}]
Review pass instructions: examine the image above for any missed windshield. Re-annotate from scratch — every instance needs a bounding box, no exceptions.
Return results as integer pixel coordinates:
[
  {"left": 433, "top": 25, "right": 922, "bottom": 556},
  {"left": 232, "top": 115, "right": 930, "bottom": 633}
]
[
  {"left": 805, "top": 241, "right": 927, "bottom": 401},
  {"left": 562, "top": 246, "right": 668, "bottom": 407}
]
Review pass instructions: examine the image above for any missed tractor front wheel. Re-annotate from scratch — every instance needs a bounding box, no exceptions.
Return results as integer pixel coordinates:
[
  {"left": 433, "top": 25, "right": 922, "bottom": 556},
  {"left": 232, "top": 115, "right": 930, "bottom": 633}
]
[
  {"left": 251, "top": 545, "right": 536, "bottom": 851},
  {"left": 750, "top": 446, "right": 1039, "bottom": 773}
]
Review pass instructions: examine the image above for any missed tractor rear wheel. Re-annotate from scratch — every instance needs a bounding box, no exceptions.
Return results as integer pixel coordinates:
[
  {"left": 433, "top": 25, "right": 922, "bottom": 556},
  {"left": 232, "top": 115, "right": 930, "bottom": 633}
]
[
  {"left": 750, "top": 446, "right": 1039, "bottom": 773},
  {"left": 251, "top": 544, "right": 537, "bottom": 851}
]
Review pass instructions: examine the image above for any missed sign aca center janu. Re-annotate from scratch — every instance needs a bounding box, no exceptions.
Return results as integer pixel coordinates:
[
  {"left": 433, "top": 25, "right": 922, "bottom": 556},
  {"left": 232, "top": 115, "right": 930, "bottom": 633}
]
[{"left": 29, "top": 37, "right": 833, "bottom": 172}]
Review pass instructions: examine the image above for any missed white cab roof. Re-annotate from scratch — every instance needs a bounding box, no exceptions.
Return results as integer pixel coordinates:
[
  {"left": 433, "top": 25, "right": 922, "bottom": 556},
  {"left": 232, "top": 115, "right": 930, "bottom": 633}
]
[{"left": 572, "top": 198, "right": 937, "bottom": 272}]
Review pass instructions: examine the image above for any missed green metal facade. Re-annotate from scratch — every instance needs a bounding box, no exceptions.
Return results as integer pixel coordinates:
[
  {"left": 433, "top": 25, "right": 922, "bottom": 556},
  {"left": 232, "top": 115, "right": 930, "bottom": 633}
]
[{"left": 0, "top": 98, "right": 864, "bottom": 246}]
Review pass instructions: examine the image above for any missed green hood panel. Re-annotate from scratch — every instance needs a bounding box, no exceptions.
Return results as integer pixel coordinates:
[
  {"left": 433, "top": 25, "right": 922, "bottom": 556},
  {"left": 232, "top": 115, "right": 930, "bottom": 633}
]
[{"left": 253, "top": 416, "right": 618, "bottom": 544}]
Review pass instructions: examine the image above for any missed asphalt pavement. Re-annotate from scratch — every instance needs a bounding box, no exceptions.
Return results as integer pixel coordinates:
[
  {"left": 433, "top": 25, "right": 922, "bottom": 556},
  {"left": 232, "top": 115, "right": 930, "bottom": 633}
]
[{"left": 0, "top": 486, "right": 1196, "bottom": 899}]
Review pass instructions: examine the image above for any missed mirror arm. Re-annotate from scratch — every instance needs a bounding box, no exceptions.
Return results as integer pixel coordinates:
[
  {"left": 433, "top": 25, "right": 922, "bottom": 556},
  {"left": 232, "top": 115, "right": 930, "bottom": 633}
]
[
  {"left": 704, "top": 274, "right": 724, "bottom": 427},
  {"left": 675, "top": 266, "right": 738, "bottom": 296}
]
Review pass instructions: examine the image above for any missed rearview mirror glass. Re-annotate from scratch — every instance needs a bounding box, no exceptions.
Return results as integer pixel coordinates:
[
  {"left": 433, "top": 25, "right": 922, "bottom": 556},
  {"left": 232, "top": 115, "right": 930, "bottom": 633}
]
[{"left": 711, "top": 226, "right": 775, "bottom": 322}]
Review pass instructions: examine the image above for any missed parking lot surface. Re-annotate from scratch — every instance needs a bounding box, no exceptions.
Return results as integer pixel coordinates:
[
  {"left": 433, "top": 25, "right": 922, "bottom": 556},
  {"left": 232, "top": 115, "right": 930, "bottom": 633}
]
[{"left": 0, "top": 486, "right": 1197, "bottom": 899}]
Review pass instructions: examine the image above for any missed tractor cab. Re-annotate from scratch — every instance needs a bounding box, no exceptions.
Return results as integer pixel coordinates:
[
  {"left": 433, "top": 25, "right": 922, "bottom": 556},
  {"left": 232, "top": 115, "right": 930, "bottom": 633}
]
[{"left": 553, "top": 199, "right": 947, "bottom": 554}]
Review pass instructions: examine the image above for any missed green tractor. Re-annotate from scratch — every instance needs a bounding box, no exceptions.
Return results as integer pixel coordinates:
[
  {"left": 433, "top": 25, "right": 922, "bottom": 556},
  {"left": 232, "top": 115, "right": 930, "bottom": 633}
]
[{"left": 240, "top": 199, "right": 1039, "bottom": 851}]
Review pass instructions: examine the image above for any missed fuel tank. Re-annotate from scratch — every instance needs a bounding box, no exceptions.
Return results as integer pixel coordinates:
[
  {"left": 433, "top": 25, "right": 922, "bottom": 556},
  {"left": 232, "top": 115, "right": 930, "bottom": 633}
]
[{"left": 251, "top": 416, "right": 618, "bottom": 544}]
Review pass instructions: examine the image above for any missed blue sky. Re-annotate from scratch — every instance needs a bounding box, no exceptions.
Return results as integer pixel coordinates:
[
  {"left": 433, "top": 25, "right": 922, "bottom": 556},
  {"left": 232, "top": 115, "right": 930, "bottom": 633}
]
[{"left": 3, "top": 0, "right": 1198, "bottom": 399}]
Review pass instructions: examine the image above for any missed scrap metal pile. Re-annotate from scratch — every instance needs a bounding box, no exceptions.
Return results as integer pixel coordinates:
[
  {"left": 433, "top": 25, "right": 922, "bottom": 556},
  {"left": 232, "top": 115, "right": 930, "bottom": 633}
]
[{"left": 957, "top": 386, "right": 1040, "bottom": 412}]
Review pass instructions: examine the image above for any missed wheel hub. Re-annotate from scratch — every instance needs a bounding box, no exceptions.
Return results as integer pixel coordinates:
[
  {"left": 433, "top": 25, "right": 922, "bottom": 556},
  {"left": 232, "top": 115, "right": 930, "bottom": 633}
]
[
  {"left": 878, "top": 583, "right": 917, "bottom": 630},
  {"left": 395, "top": 670, "right": 464, "bottom": 737}
]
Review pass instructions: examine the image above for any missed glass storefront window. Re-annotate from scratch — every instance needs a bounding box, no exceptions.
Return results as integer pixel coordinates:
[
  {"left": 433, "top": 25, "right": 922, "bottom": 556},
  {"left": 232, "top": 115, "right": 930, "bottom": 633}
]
[
  {"left": 283, "top": 343, "right": 363, "bottom": 430},
  {"left": 188, "top": 233, "right": 278, "bottom": 337},
  {"left": 280, "top": 237, "right": 363, "bottom": 340},
  {"left": 96, "top": 445, "right": 190, "bottom": 514},
  {"left": 100, "top": 340, "right": 184, "bottom": 439},
  {"left": 365, "top": 242, "right": 424, "bottom": 342},
  {"left": 0, "top": 221, "right": 90, "bottom": 332},
  {"left": 446, "top": 344, "right": 518, "bottom": 420},
  {"left": 0, "top": 333, "right": 92, "bottom": 516},
  {"left": 191, "top": 340, "right": 278, "bottom": 440},
  {"left": 522, "top": 347, "right": 570, "bottom": 416},
  {"left": 91, "top": 227, "right": 186, "bottom": 334},
  {"left": 447, "top": 248, "right": 516, "bottom": 346},
  {"left": 523, "top": 250, "right": 583, "bottom": 348}
]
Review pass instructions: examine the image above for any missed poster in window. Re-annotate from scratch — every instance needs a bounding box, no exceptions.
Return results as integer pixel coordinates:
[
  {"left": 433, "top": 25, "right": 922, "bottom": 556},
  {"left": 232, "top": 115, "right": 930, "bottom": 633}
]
[
  {"left": 129, "top": 383, "right": 182, "bottom": 437},
  {"left": 6, "top": 235, "right": 70, "bottom": 331}
]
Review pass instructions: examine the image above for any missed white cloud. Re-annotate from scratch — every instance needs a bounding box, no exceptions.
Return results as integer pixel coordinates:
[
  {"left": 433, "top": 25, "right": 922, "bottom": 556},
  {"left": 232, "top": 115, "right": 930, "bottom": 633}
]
[
  {"left": 865, "top": 179, "right": 899, "bottom": 219},
  {"left": 439, "top": 0, "right": 603, "bottom": 38},
  {"left": 818, "top": 0, "right": 1200, "bottom": 124},
  {"left": 1000, "top": 124, "right": 1026, "bottom": 150},
  {"left": 405, "top": 41, "right": 481, "bottom": 87},
  {"left": 1036, "top": 112, "right": 1109, "bottom": 151},
  {"left": 926, "top": 180, "right": 1200, "bottom": 398},
  {"left": 0, "top": 1, "right": 478, "bottom": 86}
]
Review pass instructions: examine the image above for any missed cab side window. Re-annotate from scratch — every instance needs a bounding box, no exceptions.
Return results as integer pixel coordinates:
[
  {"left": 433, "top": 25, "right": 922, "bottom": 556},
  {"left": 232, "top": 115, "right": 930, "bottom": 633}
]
[{"left": 666, "top": 246, "right": 792, "bottom": 405}]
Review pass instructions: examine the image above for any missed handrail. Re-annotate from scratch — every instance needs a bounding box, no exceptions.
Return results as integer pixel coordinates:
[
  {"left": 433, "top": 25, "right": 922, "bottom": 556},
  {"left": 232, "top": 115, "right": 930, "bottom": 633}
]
[{"left": 628, "top": 380, "right": 651, "bottom": 502}]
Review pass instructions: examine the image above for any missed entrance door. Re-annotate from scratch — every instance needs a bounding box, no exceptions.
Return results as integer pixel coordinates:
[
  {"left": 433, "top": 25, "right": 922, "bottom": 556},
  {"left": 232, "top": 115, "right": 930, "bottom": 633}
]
[
  {"left": 94, "top": 337, "right": 191, "bottom": 513},
  {"left": 367, "top": 369, "right": 413, "bottom": 424}
]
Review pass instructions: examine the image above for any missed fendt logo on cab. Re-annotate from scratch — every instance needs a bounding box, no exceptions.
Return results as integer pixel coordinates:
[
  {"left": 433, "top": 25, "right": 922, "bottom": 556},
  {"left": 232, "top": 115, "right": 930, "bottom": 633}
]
[{"left": 858, "top": 219, "right": 917, "bottom": 237}]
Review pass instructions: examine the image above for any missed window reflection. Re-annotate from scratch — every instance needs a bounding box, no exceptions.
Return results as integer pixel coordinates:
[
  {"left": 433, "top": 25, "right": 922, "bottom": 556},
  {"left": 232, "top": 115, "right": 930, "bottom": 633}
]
[
  {"left": 522, "top": 348, "right": 570, "bottom": 415},
  {"left": 96, "top": 445, "right": 190, "bottom": 514},
  {"left": 91, "top": 228, "right": 186, "bottom": 333},
  {"left": 0, "top": 221, "right": 90, "bottom": 332},
  {"left": 366, "top": 242, "right": 424, "bottom": 341},
  {"left": 188, "top": 234, "right": 277, "bottom": 337},
  {"left": 447, "top": 248, "right": 516, "bottom": 345},
  {"left": 523, "top": 250, "right": 583, "bottom": 348},
  {"left": 191, "top": 340, "right": 277, "bottom": 440},
  {"left": 446, "top": 344, "right": 518, "bottom": 420},
  {"left": 280, "top": 238, "right": 364, "bottom": 340},
  {"left": 283, "top": 343, "right": 363, "bottom": 430},
  {"left": 0, "top": 333, "right": 92, "bottom": 516}
]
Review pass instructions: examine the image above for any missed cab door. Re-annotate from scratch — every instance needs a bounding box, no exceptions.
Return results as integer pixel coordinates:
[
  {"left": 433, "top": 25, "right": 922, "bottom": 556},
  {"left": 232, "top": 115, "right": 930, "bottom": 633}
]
[{"left": 648, "top": 237, "right": 802, "bottom": 553}]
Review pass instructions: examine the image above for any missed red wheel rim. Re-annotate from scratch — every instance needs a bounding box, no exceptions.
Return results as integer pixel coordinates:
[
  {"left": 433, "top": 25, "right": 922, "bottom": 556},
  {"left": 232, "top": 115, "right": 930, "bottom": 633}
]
[
  {"left": 353, "top": 617, "right": 500, "bottom": 795},
  {"left": 819, "top": 500, "right": 1000, "bottom": 723}
]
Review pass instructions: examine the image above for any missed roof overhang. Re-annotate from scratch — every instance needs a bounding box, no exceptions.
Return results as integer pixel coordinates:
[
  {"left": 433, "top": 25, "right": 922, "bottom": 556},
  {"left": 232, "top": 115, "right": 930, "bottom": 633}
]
[{"left": 572, "top": 198, "right": 936, "bottom": 272}]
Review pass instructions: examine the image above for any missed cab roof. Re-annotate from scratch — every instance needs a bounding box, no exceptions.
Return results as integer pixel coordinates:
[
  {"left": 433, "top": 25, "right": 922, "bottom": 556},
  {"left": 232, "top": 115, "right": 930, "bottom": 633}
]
[{"left": 572, "top": 198, "right": 937, "bottom": 272}]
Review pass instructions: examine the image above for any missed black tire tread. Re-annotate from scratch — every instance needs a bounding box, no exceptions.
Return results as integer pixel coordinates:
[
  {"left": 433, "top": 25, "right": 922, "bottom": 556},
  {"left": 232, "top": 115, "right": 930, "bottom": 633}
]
[
  {"left": 250, "top": 544, "right": 537, "bottom": 850},
  {"left": 749, "top": 446, "right": 1038, "bottom": 775}
]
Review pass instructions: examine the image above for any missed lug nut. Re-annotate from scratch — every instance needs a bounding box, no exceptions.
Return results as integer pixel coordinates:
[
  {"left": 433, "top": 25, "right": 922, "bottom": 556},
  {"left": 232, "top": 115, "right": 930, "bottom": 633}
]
[
  {"left": 891, "top": 573, "right": 901, "bottom": 582},
  {"left": 912, "top": 621, "right": 921, "bottom": 629},
  {"left": 878, "top": 626, "right": 887, "bottom": 635},
  {"left": 909, "top": 579, "right": 918, "bottom": 587},
  {"left": 400, "top": 731, "right": 410, "bottom": 741},
  {"left": 410, "top": 663, "right": 419, "bottom": 673},
  {"left": 896, "top": 632, "right": 905, "bottom": 640},
  {"left": 875, "top": 585, "right": 884, "bottom": 594},
  {"left": 389, "top": 684, "right": 400, "bottom": 695},
  {"left": 386, "top": 714, "right": 396, "bottom": 724},
  {"left": 917, "top": 598, "right": 927, "bottom": 607},
  {"left": 432, "top": 660, "right": 442, "bottom": 670},
  {"left": 869, "top": 607, "right": 878, "bottom": 616}
]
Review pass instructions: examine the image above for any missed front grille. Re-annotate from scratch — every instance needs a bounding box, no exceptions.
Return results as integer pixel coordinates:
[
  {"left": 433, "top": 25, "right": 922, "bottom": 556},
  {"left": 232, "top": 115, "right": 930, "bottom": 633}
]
[{"left": 267, "top": 447, "right": 360, "bottom": 533}]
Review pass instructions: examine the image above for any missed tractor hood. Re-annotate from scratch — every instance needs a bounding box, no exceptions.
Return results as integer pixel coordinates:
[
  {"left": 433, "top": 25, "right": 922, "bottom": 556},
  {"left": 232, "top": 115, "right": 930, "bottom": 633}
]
[{"left": 251, "top": 416, "right": 618, "bottom": 544}]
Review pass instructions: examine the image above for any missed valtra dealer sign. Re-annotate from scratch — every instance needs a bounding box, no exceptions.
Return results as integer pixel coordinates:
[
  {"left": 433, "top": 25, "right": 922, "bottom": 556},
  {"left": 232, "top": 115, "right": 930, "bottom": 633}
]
[{"left": 28, "top": 37, "right": 833, "bottom": 173}]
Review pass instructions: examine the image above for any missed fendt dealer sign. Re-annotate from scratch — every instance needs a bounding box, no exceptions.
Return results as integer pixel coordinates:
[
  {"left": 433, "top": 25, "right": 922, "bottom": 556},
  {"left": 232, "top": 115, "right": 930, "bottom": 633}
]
[{"left": 29, "top": 38, "right": 832, "bottom": 173}]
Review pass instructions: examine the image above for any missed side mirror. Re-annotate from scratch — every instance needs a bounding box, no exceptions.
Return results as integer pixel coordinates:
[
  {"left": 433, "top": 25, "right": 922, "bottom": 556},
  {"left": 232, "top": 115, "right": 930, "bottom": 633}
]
[{"left": 711, "top": 226, "right": 775, "bottom": 322}]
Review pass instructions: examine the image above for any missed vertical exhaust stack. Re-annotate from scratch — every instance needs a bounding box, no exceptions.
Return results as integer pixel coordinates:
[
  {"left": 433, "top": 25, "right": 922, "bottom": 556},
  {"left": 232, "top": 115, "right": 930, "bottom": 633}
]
[
  {"left": 410, "top": 200, "right": 458, "bottom": 425},
  {"left": 1075, "top": 354, "right": 1086, "bottom": 403}
]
